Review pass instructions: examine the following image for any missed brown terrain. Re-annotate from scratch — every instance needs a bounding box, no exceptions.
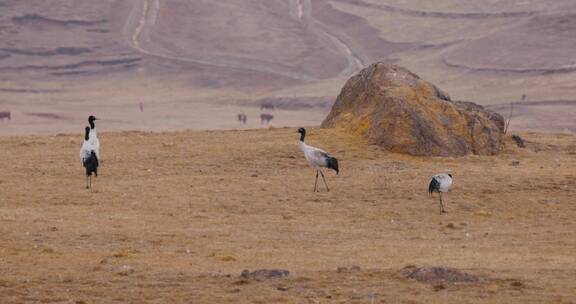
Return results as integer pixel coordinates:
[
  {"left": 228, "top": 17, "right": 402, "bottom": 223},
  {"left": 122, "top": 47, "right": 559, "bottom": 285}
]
[
  {"left": 1, "top": 0, "right": 576, "bottom": 134},
  {"left": 1, "top": 2, "right": 576, "bottom": 302},
  {"left": 1, "top": 128, "right": 575, "bottom": 303}
]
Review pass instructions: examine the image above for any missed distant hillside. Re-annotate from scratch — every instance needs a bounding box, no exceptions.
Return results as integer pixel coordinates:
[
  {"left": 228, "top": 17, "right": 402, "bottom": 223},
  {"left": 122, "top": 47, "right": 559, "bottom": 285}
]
[{"left": 1, "top": 0, "right": 575, "bottom": 133}]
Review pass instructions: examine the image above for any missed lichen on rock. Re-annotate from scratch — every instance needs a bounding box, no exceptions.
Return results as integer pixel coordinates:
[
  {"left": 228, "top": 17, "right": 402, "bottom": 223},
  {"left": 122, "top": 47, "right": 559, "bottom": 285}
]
[{"left": 321, "top": 63, "right": 504, "bottom": 156}]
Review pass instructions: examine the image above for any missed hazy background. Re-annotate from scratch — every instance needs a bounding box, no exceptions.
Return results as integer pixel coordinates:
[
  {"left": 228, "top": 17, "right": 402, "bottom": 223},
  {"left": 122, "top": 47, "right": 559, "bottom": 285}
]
[{"left": 1, "top": 0, "right": 575, "bottom": 134}]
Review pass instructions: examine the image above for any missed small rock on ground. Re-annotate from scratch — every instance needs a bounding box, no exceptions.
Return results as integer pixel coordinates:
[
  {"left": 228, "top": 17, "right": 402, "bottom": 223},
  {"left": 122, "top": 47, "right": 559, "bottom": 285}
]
[
  {"left": 401, "top": 266, "right": 480, "bottom": 284},
  {"left": 512, "top": 135, "right": 526, "bottom": 148},
  {"left": 240, "top": 269, "right": 290, "bottom": 281},
  {"left": 337, "top": 265, "right": 361, "bottom": 273}
]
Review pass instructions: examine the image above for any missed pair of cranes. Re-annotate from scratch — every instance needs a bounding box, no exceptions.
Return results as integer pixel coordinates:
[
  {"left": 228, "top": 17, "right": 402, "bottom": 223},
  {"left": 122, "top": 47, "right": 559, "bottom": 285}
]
[
  {"left": 297, "top": 127, "right": 453, "bottom": 215},
  {"left": 79, "top": 116, "right": 100, "bottom": 190},
  {"left": 78, "top": 118, "right": 452, "bottom": 214}
]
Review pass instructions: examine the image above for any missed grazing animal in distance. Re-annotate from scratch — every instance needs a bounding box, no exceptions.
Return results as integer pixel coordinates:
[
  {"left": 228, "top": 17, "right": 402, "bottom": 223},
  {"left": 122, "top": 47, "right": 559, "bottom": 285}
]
[
  {"left": 297, "top": 128, "right": 339, "bottom": 192},
  {"left": 428, "top": 173, "right": 453, "bottom": 214},
  {"left": 260, "top": 101, "right": 275, "bottom": 111},
  {"left": 0, "top": 111, "right": 10, "bottom": 121},
  {"left": 87, "top": 115, "right": 100, "bottom": 159},
  {"left": 80, "top": 126, "right": 99, "bottom": 189},
  {"left": 260, "top": 113, "right": 274, "bottom": 124},
  {"left": 237, "top": 113, "right": 247, "bottom": 124}
]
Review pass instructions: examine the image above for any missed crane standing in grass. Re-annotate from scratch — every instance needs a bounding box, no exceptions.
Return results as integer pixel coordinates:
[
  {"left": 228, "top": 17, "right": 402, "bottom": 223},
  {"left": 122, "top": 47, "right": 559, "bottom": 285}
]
[
  {"left": 80, "top": 126, "right": 99, "bottom": 190},
  {"left": 297, "top": 128, "right": 339, "bottom": 192},
  {"left": 428, "top": 173, "right": 453, "bottom": 214}
]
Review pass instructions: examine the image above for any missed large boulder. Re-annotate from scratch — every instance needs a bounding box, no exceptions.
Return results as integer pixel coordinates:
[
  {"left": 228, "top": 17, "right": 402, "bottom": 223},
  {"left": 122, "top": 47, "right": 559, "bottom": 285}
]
[{"left": 321, "top": 63, "right": 505, "bottom": 156}]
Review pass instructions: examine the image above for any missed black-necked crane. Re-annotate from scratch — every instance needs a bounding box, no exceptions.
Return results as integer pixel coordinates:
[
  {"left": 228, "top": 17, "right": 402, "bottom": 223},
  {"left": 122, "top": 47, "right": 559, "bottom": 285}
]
[
  {"left": 428, "top": 173, "right": 453, "bottom": 214},
  {"left": 297, "top": 128, "right": 339, "bottom": 192},
  {"left": 88, "top": 115, "right": 100, "bottom": 159},
  {"left": 80, "top": 126, "right": 99, "bottom": 189}
]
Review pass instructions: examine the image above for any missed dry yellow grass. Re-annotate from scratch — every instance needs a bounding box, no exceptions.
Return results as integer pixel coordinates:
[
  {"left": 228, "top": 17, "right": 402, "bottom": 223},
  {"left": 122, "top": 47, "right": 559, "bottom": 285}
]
[{"left": 0, "top": 128, "right": 575, "bottom": 303}]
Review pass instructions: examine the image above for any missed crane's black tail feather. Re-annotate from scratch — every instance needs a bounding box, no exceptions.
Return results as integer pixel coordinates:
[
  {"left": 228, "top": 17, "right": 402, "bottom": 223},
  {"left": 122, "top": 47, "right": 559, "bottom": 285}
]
[
  {"left": 327, "top": 157, "right": 339, "bottom": 175},
  {"left": 428, "top": 178, "right": 439, "bottom": 196},
  {"left": 84, "top": 151, "right": 99, "bottom": 177}
]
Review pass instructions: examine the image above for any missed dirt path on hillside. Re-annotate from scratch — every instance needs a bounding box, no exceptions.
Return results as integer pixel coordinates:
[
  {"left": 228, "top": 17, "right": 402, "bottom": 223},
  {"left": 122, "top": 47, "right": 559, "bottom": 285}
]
[
  {"left": 295, "top": 0, "right": 365, "bottom": 77},
  {"left": 125, "top": 0, "right": 364, "bottom": 80},
  {"left": 443, "top": 57, "right": 576, "bottom": 75},
  {"left": 125, "top": 0, "right": 314, "bottom": 80},
  {"left": 331, "top": 0, "right": 540, "bottom": 19}
]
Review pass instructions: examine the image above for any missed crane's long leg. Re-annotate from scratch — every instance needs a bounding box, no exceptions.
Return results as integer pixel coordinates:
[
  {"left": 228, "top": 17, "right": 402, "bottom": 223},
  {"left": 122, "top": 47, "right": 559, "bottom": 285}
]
[
  {"left": 439, "top": 192, "right": 445, "bottom": 214},
  {"left": 319, "top": 170, "right": 330, "bottom": 192},
  {"left": 86, "top": 175, "right": 89, "bottom": 189},
  {"left": 314, "top": 170, "right": 319, "bottom": 192}
]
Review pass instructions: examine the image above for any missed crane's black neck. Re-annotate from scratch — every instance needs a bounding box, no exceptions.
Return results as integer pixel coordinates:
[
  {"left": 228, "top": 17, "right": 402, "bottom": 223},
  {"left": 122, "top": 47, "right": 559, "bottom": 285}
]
[
  {"left": 84, "top": 127, "right": 90, "bottom": 141},
  {"left": 89, "top": 120, "right": 95, "bottom": 129},
  {"left": 299, "top": 132, "right": 305, "bottom": 142}
]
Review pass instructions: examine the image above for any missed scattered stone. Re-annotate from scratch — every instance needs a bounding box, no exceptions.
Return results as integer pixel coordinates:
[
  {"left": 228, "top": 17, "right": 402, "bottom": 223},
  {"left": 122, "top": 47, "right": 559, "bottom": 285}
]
[
  {"left": 276, "top": 286, "right": 290, "bottom": 291},
  {"left": 475, "top": 210, "right": 492, "bottom": 217},
  {"left": 511, "top": 159, "right": 520, "bottom": 166},
  {"left": 116, "top": 265, "right": 135, "bottom": 276},
  {"left": 554, "top": 159, "right": 561, "bottom": 167},
  {"left": 511, "top": 135, "right": 525, "bottom": 148},
  {"left": 445, "top": 223, "right": 456, "bottom": 229},
  {"left": 321, "top": 63, "right": 504, "bottom": 156},
  {"left": 510, "top": 280, "right": 524, "bottom": 288},
  {"left": 219, "top": 255, "right": 236, "bottom": 262},
  {"left": 401, "top": 266, "right": 480, "bottom": 284},
  {"left": 233, "top": 279, "right": 250, "bottom": 285},
  {"left": 111, "top": 252, "right": 128, "bottom": 258},
  {"left": 337, "top": 265, "right": 361, "bottom": 273},
  {"left": 240, "top": 269, "right": 290, "bottom": 281},
  {"left": 433, "top": 283, "right": 446, "bottom": 291},
  {"left": 61, "top": 276, "right": 73, "bottom": 283},
  {"left": 41, "top": 247, "right": 55, "bottom": 254}
]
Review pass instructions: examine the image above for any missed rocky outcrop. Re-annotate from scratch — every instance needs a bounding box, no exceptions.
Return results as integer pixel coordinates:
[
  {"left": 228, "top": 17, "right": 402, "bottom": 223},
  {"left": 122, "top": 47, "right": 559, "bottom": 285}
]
[{"left": 321, "top": 63, "right": 504, "bottom": 156}]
